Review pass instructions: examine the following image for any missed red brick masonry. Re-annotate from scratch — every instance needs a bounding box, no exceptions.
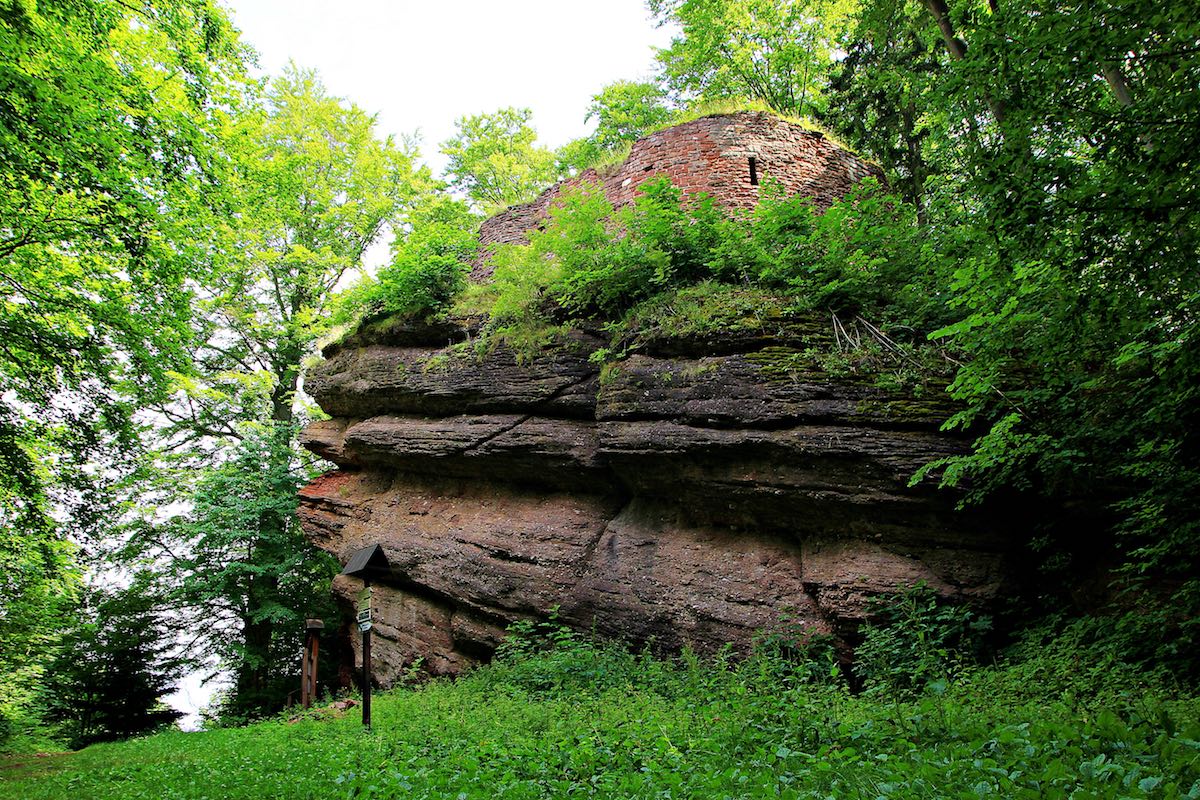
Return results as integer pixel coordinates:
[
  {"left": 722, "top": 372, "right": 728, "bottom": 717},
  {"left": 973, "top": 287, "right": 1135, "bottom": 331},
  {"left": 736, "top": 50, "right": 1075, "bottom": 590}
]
[{"left": 473, "top": 111, "right": 884, "bottom": 279}]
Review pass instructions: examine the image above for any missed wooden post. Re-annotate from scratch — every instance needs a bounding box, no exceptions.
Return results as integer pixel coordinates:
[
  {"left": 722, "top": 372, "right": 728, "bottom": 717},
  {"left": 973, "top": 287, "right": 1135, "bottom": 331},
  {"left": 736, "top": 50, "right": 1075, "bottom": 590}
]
[
  {"left": 301, "top": 619, "right": 323, "bottom": 709},
  {"left": 340, "top": 545, "right": 387, "bottom": 731},
  {"left": 362, "top": 612, "right": 372, "bottom": 730},
  {"left": 309, "top": 627, "right": 320, "bottom": 701},
  {"left": 300, "top": 629, "right": 310, "bottom": 709}
]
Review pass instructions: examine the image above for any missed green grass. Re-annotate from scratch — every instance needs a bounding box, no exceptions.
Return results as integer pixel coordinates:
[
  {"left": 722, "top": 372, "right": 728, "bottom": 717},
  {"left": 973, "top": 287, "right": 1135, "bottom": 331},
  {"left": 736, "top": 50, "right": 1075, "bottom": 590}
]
[
  {"left": 4, "top": 626, "right": 1199, "bottom": 800},
  {"left": 616, "top": 282, "right": 793, "bottom": 343},
  {"left": 577, "top": 142, "right": 634, "bottom": 178}
]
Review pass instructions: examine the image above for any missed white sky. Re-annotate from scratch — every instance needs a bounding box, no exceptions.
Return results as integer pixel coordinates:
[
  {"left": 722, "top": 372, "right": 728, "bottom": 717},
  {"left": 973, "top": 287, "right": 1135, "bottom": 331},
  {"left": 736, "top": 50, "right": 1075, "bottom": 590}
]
[{"left": 221, "top": 0, "right": 677, "bottom": 176}]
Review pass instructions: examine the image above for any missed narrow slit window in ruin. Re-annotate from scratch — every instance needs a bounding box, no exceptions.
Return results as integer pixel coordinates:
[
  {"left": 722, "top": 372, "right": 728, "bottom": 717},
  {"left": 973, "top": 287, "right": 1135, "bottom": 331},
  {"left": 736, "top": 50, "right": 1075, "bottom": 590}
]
[{"left": 748, "top": 156, "right": 759, "bottom": 185}]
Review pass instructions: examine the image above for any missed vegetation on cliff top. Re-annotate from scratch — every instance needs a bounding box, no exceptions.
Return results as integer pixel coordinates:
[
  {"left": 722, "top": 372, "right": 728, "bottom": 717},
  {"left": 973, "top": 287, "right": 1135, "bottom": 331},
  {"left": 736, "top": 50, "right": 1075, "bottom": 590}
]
[{"left": 340, "top": 0, "right": 1200, "bottom": 692}]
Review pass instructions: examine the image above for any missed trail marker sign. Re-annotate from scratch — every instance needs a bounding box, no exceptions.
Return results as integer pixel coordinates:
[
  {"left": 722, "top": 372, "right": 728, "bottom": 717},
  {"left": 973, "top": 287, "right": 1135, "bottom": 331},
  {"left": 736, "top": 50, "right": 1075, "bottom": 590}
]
[
  {"left": 340, "top": 544, "right": 389, "bottom": 731},
  {"left": 342, "top": 544, "right": 389, "bottom": 582}
]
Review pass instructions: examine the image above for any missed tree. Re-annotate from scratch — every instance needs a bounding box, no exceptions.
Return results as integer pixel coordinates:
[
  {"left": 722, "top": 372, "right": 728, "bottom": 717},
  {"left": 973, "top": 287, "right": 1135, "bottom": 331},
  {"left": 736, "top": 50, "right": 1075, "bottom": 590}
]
[
  {"left": 42, "top": 582, "right": 184, "bottom": 749},
  {"left": 0, "top": 0, "right": 244, "bottom": 743},
  {"left": 557, "top": 80, "right": 677, "bottom": 173},
  {"left": 136, "top": 65, "right": 431, "bottom": 716},
  {"left": 170, "top": 427, "right": 335, "bottom": 716},
  {"left": 586, "top": 81, "right": 677, "bottom": 151},
  {"left": 0, "top": 0, "right": 243, "bottom": 517},
  {"left": 821, "top": 0, "right": 942, "bottom": 217},
  {"left": 649, "top": 0, "right": 855, "bottom": 116},
  {"left": 824, "top": 0, "right": 1200, "bottom": 663},
  {"left": 440, "top": 107, "right": 557, "bottom": 212}
]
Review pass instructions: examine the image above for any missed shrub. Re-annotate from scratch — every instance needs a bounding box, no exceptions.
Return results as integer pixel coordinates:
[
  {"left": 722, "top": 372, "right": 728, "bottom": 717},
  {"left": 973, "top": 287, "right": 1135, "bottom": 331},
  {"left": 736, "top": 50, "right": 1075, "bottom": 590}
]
[
  {"left": 854, "top": 582, "right": 992, "bottom": 697},
  {"left": 479, "top": 175, "right": 937, "bottom": 336},
  {"left": 747, "top": 622, "right": 845, "bottom": 691},
  {"left": 40, "top": 582, "right": 184, "bottom": 749},
  {"left": 747, "top": 178, "right": 943, "bottom": 329},
  {"left": 336, "top": 197, "right": 478, "bottom": 322},
  {"left": 545, "top": 180, "right": 670, "bottom": 317},
  {"left": 481, "top": 615, "right": 664, "bottom": 697}
]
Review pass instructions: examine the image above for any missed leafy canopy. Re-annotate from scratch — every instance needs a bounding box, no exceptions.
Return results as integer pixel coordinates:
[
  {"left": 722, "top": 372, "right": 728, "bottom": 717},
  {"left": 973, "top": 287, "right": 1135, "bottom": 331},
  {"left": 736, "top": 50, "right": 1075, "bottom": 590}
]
[
  {"left": 556, "top": 81, "right": 677, "bottom": 174},
  {"left": 336, "top": 195, "right": 480, "bottom": 323},
  {"left": 440, "top": 107, "right": 557, "bottom": 212},
  {"left": 650, "top": 0, "right": 858, "bottom": 116},
  {"left": 0, "top": 0, "right": 245, "bottom": 746}
]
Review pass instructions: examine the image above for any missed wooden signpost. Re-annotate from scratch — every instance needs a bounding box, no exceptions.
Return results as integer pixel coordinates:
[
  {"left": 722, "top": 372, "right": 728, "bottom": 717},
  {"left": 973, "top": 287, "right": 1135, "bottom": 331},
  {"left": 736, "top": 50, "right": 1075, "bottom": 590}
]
[
  {"left": 357, "top": 585, "right": 373, "bottom": 729},
  {"left": 341, "top": 544, "right": 389, "bottom": 730},
  {"left": 300, "top": 618, "right": 324, "bottom": 709}
]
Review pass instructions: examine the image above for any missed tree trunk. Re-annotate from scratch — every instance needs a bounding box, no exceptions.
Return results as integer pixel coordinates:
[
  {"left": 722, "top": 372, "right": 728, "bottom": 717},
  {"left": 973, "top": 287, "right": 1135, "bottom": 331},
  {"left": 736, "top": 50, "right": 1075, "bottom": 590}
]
[
  {"left": 900, "top": 105, "right": 928, "bottom": 224},
  {"left": 234, "top": 571, "right": 278, "bottom": 711},
  {"left": 234, "top": 339, "right": 302, "bottom": 713},
  {"left": 270, "top": 342, "right": 303, "bottom": 425},
  {"left": 921, "top": 0, "right": 1009, "bottom": 125},
  {"left": 922, "top": 0, "right": 968, "bottom": 61},
  {"left": 1102, "top": 64, "right": 1134, "bottom": 107}
]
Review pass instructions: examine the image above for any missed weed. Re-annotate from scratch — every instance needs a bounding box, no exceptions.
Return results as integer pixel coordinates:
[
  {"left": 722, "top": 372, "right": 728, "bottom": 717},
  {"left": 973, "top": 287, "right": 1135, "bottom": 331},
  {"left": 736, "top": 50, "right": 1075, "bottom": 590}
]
[
  {"left": 854, "top": 582, "right": 992, "bottom": 698},
  {"left": 4, "top": 615, "right": 1198, "bottom": 800}
]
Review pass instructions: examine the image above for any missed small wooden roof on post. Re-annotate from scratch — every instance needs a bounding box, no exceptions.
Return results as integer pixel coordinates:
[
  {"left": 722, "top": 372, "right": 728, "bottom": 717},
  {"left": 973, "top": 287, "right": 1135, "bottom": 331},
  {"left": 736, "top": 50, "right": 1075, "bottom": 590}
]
[{"left": 341, "top": 544, "right": 390, "bottom": 585}]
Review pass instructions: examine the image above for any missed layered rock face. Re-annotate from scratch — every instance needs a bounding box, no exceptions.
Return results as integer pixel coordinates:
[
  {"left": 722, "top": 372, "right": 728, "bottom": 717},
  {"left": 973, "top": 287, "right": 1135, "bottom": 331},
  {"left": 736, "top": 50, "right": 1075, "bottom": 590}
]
[
  {"left": 298, "top": 315, "right": 1010, "bottom": 685},
  {"left": 298, "top": 113, "right": 1004, "bottom": 683}
]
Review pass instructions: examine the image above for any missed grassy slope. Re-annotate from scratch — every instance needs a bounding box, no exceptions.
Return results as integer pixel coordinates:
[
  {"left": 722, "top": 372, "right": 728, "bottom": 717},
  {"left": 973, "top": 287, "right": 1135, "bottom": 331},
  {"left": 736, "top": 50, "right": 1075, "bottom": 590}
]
[{"left": 4, "top": 639, "right": 1199, "bottom": 800}]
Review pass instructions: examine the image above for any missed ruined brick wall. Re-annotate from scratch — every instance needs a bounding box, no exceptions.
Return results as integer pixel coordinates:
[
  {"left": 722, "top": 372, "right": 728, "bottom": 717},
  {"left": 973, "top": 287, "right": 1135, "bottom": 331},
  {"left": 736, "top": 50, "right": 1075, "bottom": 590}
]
[{"left": 473, "top": 111, "right": 884, "bottom": 279}]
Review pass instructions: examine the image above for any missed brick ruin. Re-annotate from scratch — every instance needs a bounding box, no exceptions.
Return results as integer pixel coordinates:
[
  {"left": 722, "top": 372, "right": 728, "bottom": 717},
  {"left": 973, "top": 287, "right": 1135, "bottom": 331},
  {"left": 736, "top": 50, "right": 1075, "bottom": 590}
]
[{"left": 472, "top": 111, "right": 884, "bottom": 279}]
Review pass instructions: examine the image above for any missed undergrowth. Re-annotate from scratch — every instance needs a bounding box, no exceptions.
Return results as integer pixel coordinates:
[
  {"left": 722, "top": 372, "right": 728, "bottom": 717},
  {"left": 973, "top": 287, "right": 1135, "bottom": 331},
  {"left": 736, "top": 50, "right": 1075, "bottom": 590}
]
[
  {"left": 419, "top": 172, "right": 946, "bottom": 373},
  {"left": 5, "top": 594, "right": 1199, "bottom": 800}
]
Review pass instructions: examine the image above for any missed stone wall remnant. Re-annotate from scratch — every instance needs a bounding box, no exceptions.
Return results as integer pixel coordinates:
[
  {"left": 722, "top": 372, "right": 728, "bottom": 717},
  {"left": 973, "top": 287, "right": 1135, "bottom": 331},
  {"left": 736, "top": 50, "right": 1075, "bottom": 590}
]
[{"left": 472, "top": 112, "right": 884, "bottom": 279}]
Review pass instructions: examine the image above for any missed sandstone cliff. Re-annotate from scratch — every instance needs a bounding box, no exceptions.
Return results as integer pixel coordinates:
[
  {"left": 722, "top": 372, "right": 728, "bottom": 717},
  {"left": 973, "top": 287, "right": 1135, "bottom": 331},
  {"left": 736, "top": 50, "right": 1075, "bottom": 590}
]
[
  {"left": 297, "top": 112, "right": 1008, "bottom": 684},
  {"left": 298, "top": 310, "right": 1010, "bottom": 685}
]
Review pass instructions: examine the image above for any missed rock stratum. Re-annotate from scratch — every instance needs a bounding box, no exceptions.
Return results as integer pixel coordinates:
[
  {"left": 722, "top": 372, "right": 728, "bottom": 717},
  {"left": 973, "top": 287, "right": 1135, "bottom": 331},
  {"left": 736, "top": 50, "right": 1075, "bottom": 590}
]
[
  {"left": 299, "top": 112, "right": 1009, "bottom": 683},
  {"left": 298, "top": 313, "right": 1011, "bottom": 686}
]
